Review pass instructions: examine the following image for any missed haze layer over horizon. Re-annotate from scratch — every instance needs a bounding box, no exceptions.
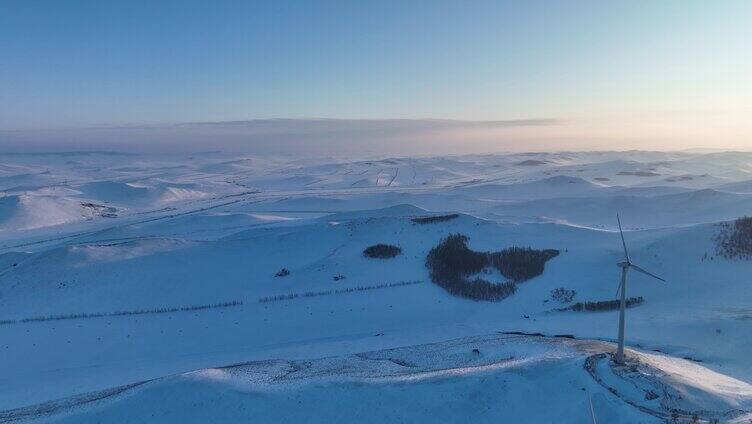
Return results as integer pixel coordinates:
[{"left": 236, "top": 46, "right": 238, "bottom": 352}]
[{"left": 1, "top": 1, "right": 750, "bottom": 154}]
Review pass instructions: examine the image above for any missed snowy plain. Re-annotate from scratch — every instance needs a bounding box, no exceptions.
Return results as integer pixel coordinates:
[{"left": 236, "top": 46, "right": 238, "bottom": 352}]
[{"left": 2, "top": 150, "right": 752, "bottom": 422}]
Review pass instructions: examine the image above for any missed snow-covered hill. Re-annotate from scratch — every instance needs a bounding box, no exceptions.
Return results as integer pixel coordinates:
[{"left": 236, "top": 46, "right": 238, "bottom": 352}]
[
  {"left": 2, "top": 150, "right": 752, "bottom": 422},
  {"left": 7, "top": 334, "right": 752, "bottom": 423}
]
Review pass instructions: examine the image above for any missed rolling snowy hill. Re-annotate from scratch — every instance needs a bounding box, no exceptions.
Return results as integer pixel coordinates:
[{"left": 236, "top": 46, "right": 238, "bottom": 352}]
[{"left": 2, "top": 150, "right": 752, "bottom": 422}]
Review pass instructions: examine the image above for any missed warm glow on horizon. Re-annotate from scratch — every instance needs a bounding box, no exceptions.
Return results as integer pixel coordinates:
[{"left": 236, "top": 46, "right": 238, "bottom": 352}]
[{"left": 1, "top": 1, "right": 749, "bottom": 153}]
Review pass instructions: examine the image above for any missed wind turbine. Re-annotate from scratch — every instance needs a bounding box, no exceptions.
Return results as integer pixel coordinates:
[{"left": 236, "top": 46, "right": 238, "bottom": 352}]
[{"left": 614, "top": 214, "right": 665, "bottom": 365}]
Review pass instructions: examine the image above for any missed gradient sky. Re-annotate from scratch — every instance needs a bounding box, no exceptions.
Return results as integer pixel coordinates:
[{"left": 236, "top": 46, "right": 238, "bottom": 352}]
[{"left": 1, "top": 0, "right": 750, "bottom": 152}]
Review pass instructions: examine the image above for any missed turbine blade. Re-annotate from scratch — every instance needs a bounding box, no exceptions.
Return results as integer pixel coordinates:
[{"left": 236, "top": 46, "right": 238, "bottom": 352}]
[
  {"left": 614, "top": 280, "right": 623, "bottom": 300},
  {"left": 630, "top": 263, "right": 666, "bottom": 282},
  {"left": 617, "top": 214, "right": 630, "bottom": 262}
]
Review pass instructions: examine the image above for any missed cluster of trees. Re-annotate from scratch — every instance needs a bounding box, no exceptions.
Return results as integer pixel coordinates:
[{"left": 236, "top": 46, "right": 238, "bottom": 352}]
[
  {"left": 1, "top": 301, "right": 243, "bottom": 325},
  {"left": 489, "top": 247, "right": 559, "bottom": 282},
  {"left": 452, "top": 277, "right": 517, "bottom": 301},
  {"left": 426, "top": 234, "right": 486, "bottom": 280},
  {"left": 275, "top": 268, "right": 290, "bottom": 277},
  {"left": 412, "top": 214, "right": 459, "bottom": 224},
  {"left": 565, "top": 296, "right": 644, "bottom": 312},
  {"left": 363, "top": 244, "right": 402, "bottom": 259},
  {"left": 714, "top": 217, "right": 752, "bottom": 259},
  {"left": 425, "top": 233, "right": 558, "bottom": 301},
  {"left": 550, "top": 287, "right": 576, "bottom": 303}
]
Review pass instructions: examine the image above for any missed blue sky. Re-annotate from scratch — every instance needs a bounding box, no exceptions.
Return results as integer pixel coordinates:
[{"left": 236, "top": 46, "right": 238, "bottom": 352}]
[{"left": 1, "top": 0, "right": 750, "bottom": 150}]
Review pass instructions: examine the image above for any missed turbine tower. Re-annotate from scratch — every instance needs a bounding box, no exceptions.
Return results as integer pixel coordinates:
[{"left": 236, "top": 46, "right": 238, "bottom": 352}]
[{"left": 614, "top": 214, "right": 665, "bottom": 365}]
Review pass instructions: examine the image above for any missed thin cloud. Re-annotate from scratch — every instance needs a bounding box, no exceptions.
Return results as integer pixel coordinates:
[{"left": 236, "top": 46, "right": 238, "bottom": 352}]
[{"left": 0, "top": 118, "right": 564, "bottom": 156}]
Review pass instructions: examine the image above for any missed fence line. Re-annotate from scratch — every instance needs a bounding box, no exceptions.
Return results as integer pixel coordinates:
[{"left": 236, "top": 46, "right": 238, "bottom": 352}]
[
  {"left": 0, "top": 300, "right": 243, "bottom": 326},
  {"left": 258, "top": 280, "right": 423, "bottom": 303},
  {"left": 0, "top": 280, "right": 426, "bottom": 325}
]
